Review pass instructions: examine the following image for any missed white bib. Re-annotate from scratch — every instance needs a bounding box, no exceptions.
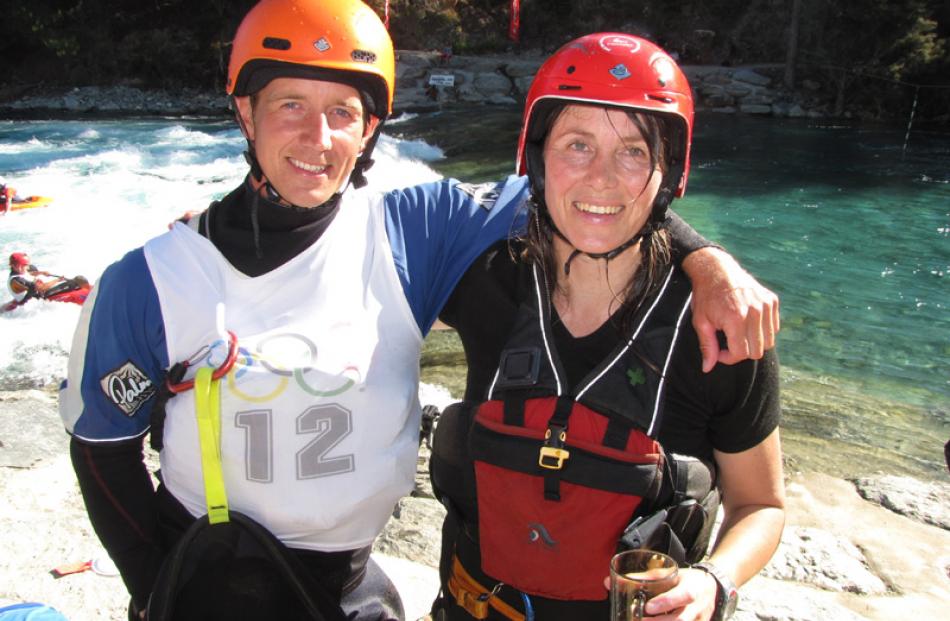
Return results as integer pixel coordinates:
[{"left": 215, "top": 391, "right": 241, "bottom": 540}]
[{"left": 145, "top": 190, "right": 423, "bottom": 551}]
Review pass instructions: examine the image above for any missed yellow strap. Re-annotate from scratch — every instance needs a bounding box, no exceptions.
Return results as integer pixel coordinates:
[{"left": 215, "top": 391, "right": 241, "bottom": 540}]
[
  {"left": 194, "top": 367, "right": 229, "bottom": 524},
  {"left": 447, "top": 555, "right": 525, "bottom": 621}
]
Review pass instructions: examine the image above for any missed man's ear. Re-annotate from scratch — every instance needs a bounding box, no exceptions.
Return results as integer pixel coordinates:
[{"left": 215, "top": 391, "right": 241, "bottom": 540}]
[
  {"left": 361, "top": 116, "right": 381, "bottom": 150},
  {"left": 233, "top": 96, "right": 255, "bottom": 141}
]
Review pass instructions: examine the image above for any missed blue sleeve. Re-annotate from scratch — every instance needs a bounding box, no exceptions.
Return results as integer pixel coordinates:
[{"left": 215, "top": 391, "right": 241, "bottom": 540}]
[
  {"left": 61, "top": 248, "right": 169, "bottom": 442},
  {"left": 384, "top": 175, "right": 530, "bottom": 334}
]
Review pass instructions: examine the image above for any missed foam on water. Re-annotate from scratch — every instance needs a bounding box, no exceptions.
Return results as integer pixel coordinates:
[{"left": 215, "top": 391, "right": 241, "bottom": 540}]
[{"left": 0, "top": 119, "right": 446, "bottom": 389}]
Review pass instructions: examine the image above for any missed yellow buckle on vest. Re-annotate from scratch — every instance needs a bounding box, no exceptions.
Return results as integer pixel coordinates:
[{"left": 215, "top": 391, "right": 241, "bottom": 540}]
[
  {"left": 539, "top": 446, "right": 570, "bottom": 469},
  {"left": 539, "top": 427, "right": 570, "bottom": 469}
]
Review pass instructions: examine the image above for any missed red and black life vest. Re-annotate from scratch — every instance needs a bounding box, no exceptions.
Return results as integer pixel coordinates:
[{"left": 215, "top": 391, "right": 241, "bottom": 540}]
[{"left": 467, "top": 264, "right": 694, "bottom": 602}]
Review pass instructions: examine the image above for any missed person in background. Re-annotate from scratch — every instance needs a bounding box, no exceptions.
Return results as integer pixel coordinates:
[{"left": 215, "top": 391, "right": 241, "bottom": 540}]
[
  {"left": 7, "top": 252, "right": 64, "bottom": 302},
  {"left": 430, "top": 33, "right": 785, "bottom": 621},
  {"left": 59, "top": 2, "right": 778, "bottom": 619},
  {"left": 0, "top": 178, "right": 12, "bottom": 213}
]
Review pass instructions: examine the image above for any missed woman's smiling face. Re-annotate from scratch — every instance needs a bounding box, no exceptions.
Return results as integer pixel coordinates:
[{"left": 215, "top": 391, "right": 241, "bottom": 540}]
[{"left": 542, "top": 105, "right": 664, "bottom": 257}]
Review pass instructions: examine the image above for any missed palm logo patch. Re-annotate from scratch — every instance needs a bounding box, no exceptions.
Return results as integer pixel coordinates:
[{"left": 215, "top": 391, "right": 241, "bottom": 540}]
[{"left": 100, "top": 361, "right": 155, "bottom": 416}]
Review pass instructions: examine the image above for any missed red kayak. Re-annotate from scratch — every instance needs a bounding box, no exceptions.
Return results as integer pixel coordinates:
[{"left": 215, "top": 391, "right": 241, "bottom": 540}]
[{"left": 2, "top": 277, "right": 90, "bottom": 313}]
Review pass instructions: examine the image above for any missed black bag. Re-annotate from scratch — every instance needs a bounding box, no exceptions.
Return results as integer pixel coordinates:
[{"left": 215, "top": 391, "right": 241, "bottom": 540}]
[{"left": 147, "top": 511, "right": 348, "bottom": 621}]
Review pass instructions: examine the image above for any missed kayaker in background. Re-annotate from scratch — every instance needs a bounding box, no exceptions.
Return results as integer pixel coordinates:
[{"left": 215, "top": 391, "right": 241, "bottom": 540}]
[
  {"left": 0, "top": 178, "right": 12, "bottom": 213},
  {"left": 58, "top": 1, "right": 779, "bottom": 620},
  {"left": 5, "top": 252, "right": 89, "bottom": 309},
  {"left": 8, "top": 252, "right": 59, "bottom": 302}
]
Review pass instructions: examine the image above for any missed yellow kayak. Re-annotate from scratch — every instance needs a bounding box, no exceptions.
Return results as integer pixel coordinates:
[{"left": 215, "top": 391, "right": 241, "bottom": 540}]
[{"left": 6, "top": 195, "right": 53, "bottom": 211}]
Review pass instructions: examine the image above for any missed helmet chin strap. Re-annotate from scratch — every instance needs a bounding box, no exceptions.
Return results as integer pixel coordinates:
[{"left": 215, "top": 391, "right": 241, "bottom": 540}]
[
  {"left": 545, "top": 187, "right": 672, "bottom": 277},
  {"left": 559, "top": 229, "right": 648, "bottom": 276}
]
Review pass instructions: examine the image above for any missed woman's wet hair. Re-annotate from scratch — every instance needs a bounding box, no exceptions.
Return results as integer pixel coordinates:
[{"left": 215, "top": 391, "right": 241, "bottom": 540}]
[{"left": 520, "top": 103, "right": 676, "bottom": 336}]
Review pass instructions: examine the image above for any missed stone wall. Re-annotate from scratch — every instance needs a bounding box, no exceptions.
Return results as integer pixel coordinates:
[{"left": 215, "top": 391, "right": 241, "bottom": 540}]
[
  {"left": 394, "top": 51, "right": 825, "bottom": 119},
  {"left": 0, "top": 52, "right": 825, "bottom": 119}
]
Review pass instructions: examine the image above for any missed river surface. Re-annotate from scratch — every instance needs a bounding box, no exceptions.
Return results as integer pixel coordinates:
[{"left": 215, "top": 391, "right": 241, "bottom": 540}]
[{"left": 1, "top": 108, "right": 947, "bottom": 479}]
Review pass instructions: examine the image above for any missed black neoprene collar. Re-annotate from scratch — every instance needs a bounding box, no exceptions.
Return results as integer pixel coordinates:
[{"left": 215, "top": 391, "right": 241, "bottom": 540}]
[{"left": 201, "top": 177, "right": 341, "bottom": 277}]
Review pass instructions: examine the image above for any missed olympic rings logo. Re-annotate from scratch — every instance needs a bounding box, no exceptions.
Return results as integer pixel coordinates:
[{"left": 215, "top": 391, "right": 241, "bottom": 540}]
[{"left": 199, "top": 332, "right": 361, "bottom": 403}]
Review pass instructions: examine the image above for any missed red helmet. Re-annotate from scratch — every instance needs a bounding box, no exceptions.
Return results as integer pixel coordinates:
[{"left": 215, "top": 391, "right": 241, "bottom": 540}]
[
  {"left": 9, "top": 252, "right": 30, "bottom": 269},
  {"left": 517, "top": 33, "right": 694, "bottom": 198}
]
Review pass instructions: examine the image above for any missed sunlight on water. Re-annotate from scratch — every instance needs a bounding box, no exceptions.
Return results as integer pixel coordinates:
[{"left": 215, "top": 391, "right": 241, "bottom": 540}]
[
  {"left": 0, "top": 118, "right": 447, "bottom": 390},
  {"left": 1, "top": 112, "right": 948, "bottom": 478},
  {"left": 393, "top": 109, "right": 950, "bottom": 478}
]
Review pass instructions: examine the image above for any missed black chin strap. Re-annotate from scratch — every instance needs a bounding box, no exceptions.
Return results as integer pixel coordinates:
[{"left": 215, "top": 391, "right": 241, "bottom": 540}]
[
  {"left": 560, "top": 230, "right": 648, "bottom": 276},
  {"left": 548, "top": 181, "right": 676, "bottom": 276}
]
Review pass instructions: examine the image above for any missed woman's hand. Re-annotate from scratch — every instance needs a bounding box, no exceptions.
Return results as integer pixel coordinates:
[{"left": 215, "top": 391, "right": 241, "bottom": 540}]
[
  {"left": 682, "top": 247, "right": 780, "bottom": 372},
  {"left": 640, "top": 567, "right": 719, "bottom": 620},
  {"left": 169, "top": 210, "right": 199, "bottom": 230}
]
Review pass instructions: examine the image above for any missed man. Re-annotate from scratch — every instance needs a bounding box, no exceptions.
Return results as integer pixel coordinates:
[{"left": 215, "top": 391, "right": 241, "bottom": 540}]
[{"left": 59, "top": 1, "right": 778, "bottom": 619}]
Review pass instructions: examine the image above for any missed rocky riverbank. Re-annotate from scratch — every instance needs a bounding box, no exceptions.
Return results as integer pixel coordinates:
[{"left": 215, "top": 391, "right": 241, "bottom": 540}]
[
  {"left": 0, "top": 50, "right": 830, "bottom": 120},
  {"left": 1, "top": 388, "right": 948, "bottom": 620}
]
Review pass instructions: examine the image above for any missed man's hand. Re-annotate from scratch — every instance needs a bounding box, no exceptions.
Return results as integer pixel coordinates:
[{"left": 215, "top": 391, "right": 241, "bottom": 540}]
[{"left": 682, "top": 247, "right": 780, "bottom": 372}]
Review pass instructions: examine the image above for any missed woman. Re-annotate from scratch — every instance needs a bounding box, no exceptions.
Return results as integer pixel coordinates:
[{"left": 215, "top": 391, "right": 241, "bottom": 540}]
[{"left": 431, "top": 34, "right": 785, "bottom": 621}]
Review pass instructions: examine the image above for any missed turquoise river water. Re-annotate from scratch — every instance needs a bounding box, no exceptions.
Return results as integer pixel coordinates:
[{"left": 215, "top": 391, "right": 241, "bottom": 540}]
[{"left": 1, "top": 108, "right": 947, "bottom": 479}]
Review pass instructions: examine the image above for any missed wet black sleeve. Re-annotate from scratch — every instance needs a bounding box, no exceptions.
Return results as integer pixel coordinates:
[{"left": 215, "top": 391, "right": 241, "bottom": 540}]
[
  {"left": 705, "top": 348, "right": 781, "bottom": 453},
  {"left": 660, "top": 325, "right": 781, "bottom": 461},
  {"left": 665, "top": 209, "right": 719, "bottom": 263},
  {"left": 70, "top": 437, "right": 165, "bottom": 611}
]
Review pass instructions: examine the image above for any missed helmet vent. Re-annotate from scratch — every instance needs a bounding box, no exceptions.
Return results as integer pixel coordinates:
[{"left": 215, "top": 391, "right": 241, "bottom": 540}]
[
  {"left": 558, "top": 84, "right": 581, "bottom": 91},
  {"left": 262, "top": 37, "right": 291, "bottom": 51},
  {"left": 647, "top": 94, "right": 674, "bottom": 104},
  {"left": 566, "top": 65, "right": 576, "bottom": 74}
]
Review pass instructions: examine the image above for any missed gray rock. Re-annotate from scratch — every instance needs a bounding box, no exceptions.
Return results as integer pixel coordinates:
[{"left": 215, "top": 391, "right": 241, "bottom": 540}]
[
  {"left": 472, "top": 72, "right": 512, "bottom": 94},
  {"left": 740, "top": 104, "right": 773, "bottom": 115},
  {"left": 0, "top": 390, "right": 67, "bottom": 468},
  {"left": 733, "top": 69, "right": 772, "bottom": 86},
  {"left": 503, "top": 60, "right": 543, "bottom": 78},
  {"left": 762, "top": 527, "right": 888, "bottom": 594},
  {"left": 725, "top": 83, "right": 753, "bottom": 97},
  {"left": 396, "top": 63, "right": 428, "bottom": 82},
  {"left": 395, "top": 51, "right": 435, "bottom": 67},
  {"left": 853, "top": 475, "right": 950, "bottom": 530},
  {"left": 375, "top": 446, "right": 445, "bottom": 568},
  {"left": 455, "top": 84, "right": 487, "bottom": 104},
  {"left": 513, "top": 75, "right": 535, "bottom": 94},
  {"left": 487, "top": 94, "right": 517, "bottom": 106},
  {"left": 741, "top": 93, "right": 775, "bottom": 105},
  {"left": 450, "top": 69, "right": 475, "bottom": 86},
  {"left": 375, "top": 495, "right": 446, "bottom": 569},
  {"left": 738, "top": 577, "right": 871, "bottom": 620}
]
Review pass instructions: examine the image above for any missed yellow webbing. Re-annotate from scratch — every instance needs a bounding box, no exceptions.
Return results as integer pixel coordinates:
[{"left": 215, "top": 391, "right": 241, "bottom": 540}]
[{"left": 194, "top": 367, "right": 229, "bottom": 524}]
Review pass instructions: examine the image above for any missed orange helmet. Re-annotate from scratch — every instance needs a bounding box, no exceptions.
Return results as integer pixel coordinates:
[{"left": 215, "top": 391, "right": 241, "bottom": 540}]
[
  {"left": 517, "top": 33, "right": 694, "bottom": 199},
  {"left": 227, "top": 0, "right": 395, "bottom": 119},
  {"left": 9, "top": 252, "right": 30, "bottom": 269}
]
